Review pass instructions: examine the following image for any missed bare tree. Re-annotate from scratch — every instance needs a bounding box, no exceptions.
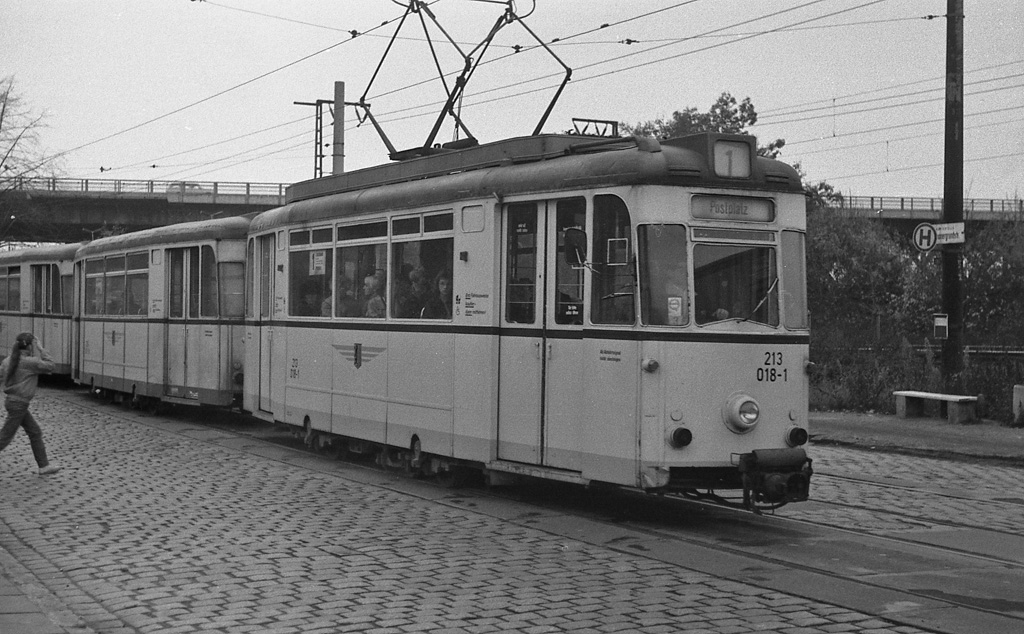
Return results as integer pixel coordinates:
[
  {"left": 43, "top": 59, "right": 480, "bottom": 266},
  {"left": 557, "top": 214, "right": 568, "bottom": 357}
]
[{"left": 0, "top": 76, "right": 51, "bottom": 192}]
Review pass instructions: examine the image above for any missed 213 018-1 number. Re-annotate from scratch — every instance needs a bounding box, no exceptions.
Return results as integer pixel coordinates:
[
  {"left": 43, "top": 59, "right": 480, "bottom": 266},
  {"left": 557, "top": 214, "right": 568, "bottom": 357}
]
[{"left": 757, "top": 351, "right": 788, "bottom": 382}]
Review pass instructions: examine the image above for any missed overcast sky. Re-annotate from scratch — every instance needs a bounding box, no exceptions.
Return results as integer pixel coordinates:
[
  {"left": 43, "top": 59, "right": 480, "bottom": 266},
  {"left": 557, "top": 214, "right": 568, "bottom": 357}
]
[{"left": 4, "top": 0, "right": 1021, "bottom": 199}]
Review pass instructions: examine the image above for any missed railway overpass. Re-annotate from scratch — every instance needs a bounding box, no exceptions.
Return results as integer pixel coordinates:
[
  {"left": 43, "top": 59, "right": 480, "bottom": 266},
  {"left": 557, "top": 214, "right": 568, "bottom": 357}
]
[
  {"left": 0, "top": 177, "right": 289, "bottom": 243},
  {"left": 1, "top": 177, "right": 1022, "bottom": 243}
]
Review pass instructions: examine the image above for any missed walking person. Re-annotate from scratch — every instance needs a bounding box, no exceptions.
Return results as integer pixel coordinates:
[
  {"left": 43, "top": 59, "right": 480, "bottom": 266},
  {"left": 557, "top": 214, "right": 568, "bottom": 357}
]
[{"left": 0, "top": 332, "right": 60, "bottom": 475}]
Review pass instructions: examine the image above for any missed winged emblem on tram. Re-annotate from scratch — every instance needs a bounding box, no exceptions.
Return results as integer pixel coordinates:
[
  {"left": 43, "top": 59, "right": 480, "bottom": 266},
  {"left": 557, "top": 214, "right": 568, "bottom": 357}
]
[{"left": 332, "top": 343, "right": 386, "bottom": 368}]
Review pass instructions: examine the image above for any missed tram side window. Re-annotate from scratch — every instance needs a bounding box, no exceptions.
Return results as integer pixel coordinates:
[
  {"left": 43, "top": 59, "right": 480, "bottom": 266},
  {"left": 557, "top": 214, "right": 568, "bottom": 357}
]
[
  {"left": 6, "top": 267, "right": 20, "bottom": 313},
  {"left": 200, "top": 245, "right": 218, "bottom": 318},
  {"left": 591, "top": 195, "right": 635, "bottom": 325},
  {"left": 505, "top": 203, "right": 537, "bottom": 324},
  {"left": 0, "top": 268, "right": 7, "bottom": 311},
  {"left": 781, "top": 231, "right": 808, "bottom": 329},
  {"left": 84, "top": 259, "right": 104, "bottom": 315},
  {"left": 61, "top": 274, "right": 73, "bottom": 317},
  {"left": 105, "top": 256, "right": 126, "bottom": 315},
  {"left": 289, "top": 248, "right": 333, "bottom": 317},
  {"left": 167, "top": 248, "right": 202, "bottom": 319},
  {"left": 32, "top": 265, "right": 48, "bottom": 313},
  {"left": 50, "top": 265, "right": 62, "bottom": 313},
  {"left": 391, "top": 237, "right": 453, "bottom": 319},
  {"left": 259, "top": 235, "right": 274, "bottom": 319},
  {"left": 335, "top": 243, "right": 386, "bottom": 318},
  {"left": 639, "top": 225, "right": 689, "bottom": 326},
  {"left": 220, "top": 262, "right": 245, "bottom": 318},
  {"left": 126, "top": 252, "right": 148, "bottom": 315}
]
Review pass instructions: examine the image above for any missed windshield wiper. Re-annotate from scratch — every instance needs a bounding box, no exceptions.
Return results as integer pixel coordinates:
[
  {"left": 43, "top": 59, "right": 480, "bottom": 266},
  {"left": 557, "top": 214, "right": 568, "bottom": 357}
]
[{"left": 741, "top": 277, "right": 779, "bottom": 323}]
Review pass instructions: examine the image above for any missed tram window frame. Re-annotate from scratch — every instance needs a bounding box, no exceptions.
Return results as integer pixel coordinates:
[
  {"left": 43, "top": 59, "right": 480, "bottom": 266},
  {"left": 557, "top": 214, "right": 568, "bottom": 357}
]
[
  {"left": 245, "top": 239, "right": 255, "bottom": 319},
  {"left": 693, "top": 242, "right": 779, "bottom": 327},
  {"left": 6, "top": 266, "right": 20, "bottom": 313},
  {"left": 220, "top": 262, "right": 245, "bottom": 318},
  {"left": 31, "top": 264, "right": 50, "bottom": 314},
  {"left": 389, "top": 211, "right": 454, "bottom": 320},
  {"left": 334, "top": 229, "right": 387, "bottom": 319},
  {"left": 61, "top": 274, "right": 73, "bottom": 317},
  {"left": 554, "top": 198, "right": 586, "bottom": 325},
  {"left": 590, "top": 194, "right": 635, "bottom": 325},
  {"left": 505, "top": 203, "right": 538, "bottom": 324},
  {"left": 200, "top": 245, "right": 218, "bottom": 318},
  {"left": 287, "top": 225, "right": 333, "bottom": 318},
  {"left": 84, "top": 259, "right": 104, "bottom": 315},
  {"left": 0, "top": 267, "right": 7, "bottom": 311},
  {"left": 126, "top": 251, "right": 148, "bottom": 316},
  {"left": 781, "top": 230, "right": 808, "bottom": 329},
  {"left": 258, "top": 234, "right": 274, "bottom": 319},
  {"left": 638, "top": 224, "right": 689, "bottom": 327},
  {"left": 104, "top": 255, "right": 126, "bottom": 316}
]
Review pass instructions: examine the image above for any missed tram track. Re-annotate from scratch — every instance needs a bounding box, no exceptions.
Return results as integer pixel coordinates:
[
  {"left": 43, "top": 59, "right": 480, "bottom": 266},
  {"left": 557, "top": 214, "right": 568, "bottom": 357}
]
[{"left": 55, "top": 389, "right": 1024, "bottom": 634}]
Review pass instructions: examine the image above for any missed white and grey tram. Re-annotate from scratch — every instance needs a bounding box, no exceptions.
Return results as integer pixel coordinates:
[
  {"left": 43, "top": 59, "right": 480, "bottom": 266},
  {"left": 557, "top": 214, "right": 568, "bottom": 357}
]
[
  {"left": 0, "top": 243, "right": 79, "bottom": 373},
  {"left": 75, "top": 216, "right": 249, "bottom": 409},
  {"left": 244, "top": 131, "right": 812, "bottom": 509}
]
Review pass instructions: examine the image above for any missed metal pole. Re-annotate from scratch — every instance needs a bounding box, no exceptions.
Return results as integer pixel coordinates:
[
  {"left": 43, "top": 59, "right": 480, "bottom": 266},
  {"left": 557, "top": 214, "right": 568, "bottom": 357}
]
[
  {"left": 942, "top": 0, "right": 964, "bottom": 390},
  {"left": 333, "top": 82, "right": 345, "bottom": 175}
]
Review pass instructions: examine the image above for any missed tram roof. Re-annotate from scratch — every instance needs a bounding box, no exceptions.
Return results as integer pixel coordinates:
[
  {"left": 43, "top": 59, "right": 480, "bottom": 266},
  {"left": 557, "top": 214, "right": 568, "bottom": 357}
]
[
  {"left": 256, "top": 133, "right": 802, "bottom": 232},
  {"left": 0, "top": 242, "right": 84, "bottom": 265},
  {"left": 76, "top": 215, "right": 252, "bottom": 259}
]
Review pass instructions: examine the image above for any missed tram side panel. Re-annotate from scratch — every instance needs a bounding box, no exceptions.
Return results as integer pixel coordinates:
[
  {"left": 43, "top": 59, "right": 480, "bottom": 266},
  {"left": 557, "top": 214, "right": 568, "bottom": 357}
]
[
  {"left": 451, "top": 206, "right": 501, "bottom": 463},
  {"left": 581, "top": 337, "right": 641, "bottom": 486},
  {"left": 284, "top": 324, "right": 335, "bottom": 434}
]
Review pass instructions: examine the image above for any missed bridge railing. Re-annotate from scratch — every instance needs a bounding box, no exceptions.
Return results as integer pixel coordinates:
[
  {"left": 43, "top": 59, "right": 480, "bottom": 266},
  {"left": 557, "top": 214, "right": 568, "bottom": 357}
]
[
  {"left": 6, "top": 177, "right": 290, "bottom": 205},
  {"left": 839, "top": 195, "right": 1024, "bottom": 216}
]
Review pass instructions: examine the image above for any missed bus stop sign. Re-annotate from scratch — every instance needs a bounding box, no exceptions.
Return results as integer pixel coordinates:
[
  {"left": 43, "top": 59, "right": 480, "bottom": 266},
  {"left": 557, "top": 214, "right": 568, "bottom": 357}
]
[
  {"left": 913, "top": 222, "right": 965, "bottom": 253},
  {"left": 913, "top": 223, "right": 938, "bottom": 252}
]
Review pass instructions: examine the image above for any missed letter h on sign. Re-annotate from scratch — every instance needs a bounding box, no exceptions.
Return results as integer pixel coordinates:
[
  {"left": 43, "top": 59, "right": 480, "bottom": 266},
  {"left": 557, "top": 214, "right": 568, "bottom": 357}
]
[{"left": 913, "top": 223, "right": 937, "bottom": 252}]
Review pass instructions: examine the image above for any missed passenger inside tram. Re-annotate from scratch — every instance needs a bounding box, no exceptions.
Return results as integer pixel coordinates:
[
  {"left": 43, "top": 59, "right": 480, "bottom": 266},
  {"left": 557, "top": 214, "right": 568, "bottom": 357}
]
[
  {"left": 421, "top": 271, "right": 452, "bottom": 319},
  {"left": 363, "top": 273, "right": 386, "bottom": 318}
]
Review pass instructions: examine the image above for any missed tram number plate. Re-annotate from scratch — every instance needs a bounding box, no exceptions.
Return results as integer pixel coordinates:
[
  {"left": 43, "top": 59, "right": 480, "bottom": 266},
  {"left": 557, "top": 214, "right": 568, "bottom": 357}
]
[{"left": 757, "top": 351, "right": 788, "bottom": 382}]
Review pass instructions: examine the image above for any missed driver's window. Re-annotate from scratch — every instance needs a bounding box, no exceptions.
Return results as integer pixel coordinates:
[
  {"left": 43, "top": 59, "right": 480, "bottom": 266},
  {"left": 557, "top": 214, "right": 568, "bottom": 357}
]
[{"left": 591, "top": 194, "right": 634, "bottom": 325}]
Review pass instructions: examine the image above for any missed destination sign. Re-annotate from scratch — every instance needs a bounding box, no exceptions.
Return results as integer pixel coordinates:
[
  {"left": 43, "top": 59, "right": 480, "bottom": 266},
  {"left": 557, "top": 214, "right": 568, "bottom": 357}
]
[{"left": 692, "top": 196, "right": 774, "bottom": 222}]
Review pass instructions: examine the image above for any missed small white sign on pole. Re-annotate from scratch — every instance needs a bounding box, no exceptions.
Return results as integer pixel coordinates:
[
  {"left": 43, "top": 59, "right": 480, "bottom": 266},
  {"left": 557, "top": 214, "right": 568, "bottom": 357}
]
[{"left": 932, "top": 222, "right": 965, "bottom": 245}]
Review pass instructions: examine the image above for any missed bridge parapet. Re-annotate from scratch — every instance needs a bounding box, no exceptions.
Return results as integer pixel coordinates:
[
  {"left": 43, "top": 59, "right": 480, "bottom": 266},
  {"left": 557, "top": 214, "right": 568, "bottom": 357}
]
[
  {"left": 835, "top": 195, "right": 1024, "bottom": 220},
  {"left": 8, "top": 177, "right": 290, "bottom": 206}
]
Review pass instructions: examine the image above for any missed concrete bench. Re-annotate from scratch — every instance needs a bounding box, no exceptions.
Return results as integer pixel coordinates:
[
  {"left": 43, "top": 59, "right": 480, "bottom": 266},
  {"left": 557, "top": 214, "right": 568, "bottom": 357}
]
[{"left": 893, "top": 390, "right": 978, "bottom": 424}]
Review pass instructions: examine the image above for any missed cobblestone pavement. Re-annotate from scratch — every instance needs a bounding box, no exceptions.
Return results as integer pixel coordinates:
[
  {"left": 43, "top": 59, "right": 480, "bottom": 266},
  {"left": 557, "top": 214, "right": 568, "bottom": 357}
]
[{"left": 0, "top": 390, "right": 990, "bottom": 633}]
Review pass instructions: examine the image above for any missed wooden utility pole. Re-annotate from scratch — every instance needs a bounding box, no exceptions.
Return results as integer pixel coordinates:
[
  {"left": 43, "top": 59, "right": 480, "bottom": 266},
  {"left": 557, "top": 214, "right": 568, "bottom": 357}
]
[{"left": 942, "top": 0, "right": 965, "bottom": 390}]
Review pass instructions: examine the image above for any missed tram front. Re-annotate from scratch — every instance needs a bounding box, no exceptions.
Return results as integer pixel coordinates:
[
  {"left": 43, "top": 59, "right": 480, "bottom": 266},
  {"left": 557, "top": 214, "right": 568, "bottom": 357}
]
[{"left": 634, "top": 186, "right": 812, "bottom": 511}]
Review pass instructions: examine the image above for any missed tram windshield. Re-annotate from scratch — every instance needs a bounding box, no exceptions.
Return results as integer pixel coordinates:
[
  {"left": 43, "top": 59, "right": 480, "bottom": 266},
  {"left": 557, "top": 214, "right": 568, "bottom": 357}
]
[
  {"left": 639, "top": 224, "right": 780, "bottom": 327},
  {"left": 693, "top": 243, "right": 778, "bottom": 326}
]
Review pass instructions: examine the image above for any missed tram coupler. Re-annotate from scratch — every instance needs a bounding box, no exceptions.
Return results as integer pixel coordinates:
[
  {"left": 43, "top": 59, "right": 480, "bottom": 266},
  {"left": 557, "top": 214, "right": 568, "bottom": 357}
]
[{"left": 738, "top": 447, "right": 812, "bottom": 512}]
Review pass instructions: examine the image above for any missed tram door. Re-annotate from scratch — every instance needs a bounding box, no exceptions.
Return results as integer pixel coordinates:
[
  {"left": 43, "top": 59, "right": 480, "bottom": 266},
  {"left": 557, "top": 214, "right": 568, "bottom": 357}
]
[
  {"left": 255, "top": 234, "right": 275, "bottom": 413},
  {"left": 165, "top": 246, "right": 218, "bottom": 398},
  {"left": 498, "top": 199, "right": 586, "bottom": 470}
]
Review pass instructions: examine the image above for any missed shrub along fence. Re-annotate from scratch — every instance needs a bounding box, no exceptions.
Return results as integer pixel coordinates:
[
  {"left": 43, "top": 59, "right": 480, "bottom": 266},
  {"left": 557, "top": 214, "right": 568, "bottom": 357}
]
[{"left": 809, "top": 340, "right": 1024, "bottom": 424}]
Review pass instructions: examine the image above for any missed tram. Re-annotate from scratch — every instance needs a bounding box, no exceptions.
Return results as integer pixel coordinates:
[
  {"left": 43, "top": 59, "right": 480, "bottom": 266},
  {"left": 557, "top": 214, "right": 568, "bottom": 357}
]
[
  {"left": 74, "top": 216, "right": 249, "bottom": 408},
  {"left": 244, "top": 131, "right": 813, "bottom": 509},
  {"left": 0, "top": 243, "right": 79, "bottom": 373}
]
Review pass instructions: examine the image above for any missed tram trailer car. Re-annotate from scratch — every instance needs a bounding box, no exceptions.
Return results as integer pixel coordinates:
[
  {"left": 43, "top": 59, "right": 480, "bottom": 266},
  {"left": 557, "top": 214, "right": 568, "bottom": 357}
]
[
  {"left": 0, "top": 243, "right": 79, "bottom": 374},
  {"left": 245, "top": 131, "right": 813, "bottom": 510},
  {"left": 74, "top": 216, "right": 249, "bottom": 409}
]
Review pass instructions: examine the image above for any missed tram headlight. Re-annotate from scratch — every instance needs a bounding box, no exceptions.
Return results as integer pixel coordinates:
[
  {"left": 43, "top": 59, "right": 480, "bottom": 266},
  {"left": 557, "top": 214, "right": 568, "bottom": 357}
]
[{"left": 722, "top": 393, "right": 760, "bottom": 434}]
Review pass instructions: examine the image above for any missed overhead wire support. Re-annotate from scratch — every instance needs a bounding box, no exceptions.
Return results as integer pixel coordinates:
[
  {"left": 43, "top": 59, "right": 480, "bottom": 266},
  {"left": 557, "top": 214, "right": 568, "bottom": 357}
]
[{"left": 356, "top": 0, "right": 573, "bottom": 161}]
